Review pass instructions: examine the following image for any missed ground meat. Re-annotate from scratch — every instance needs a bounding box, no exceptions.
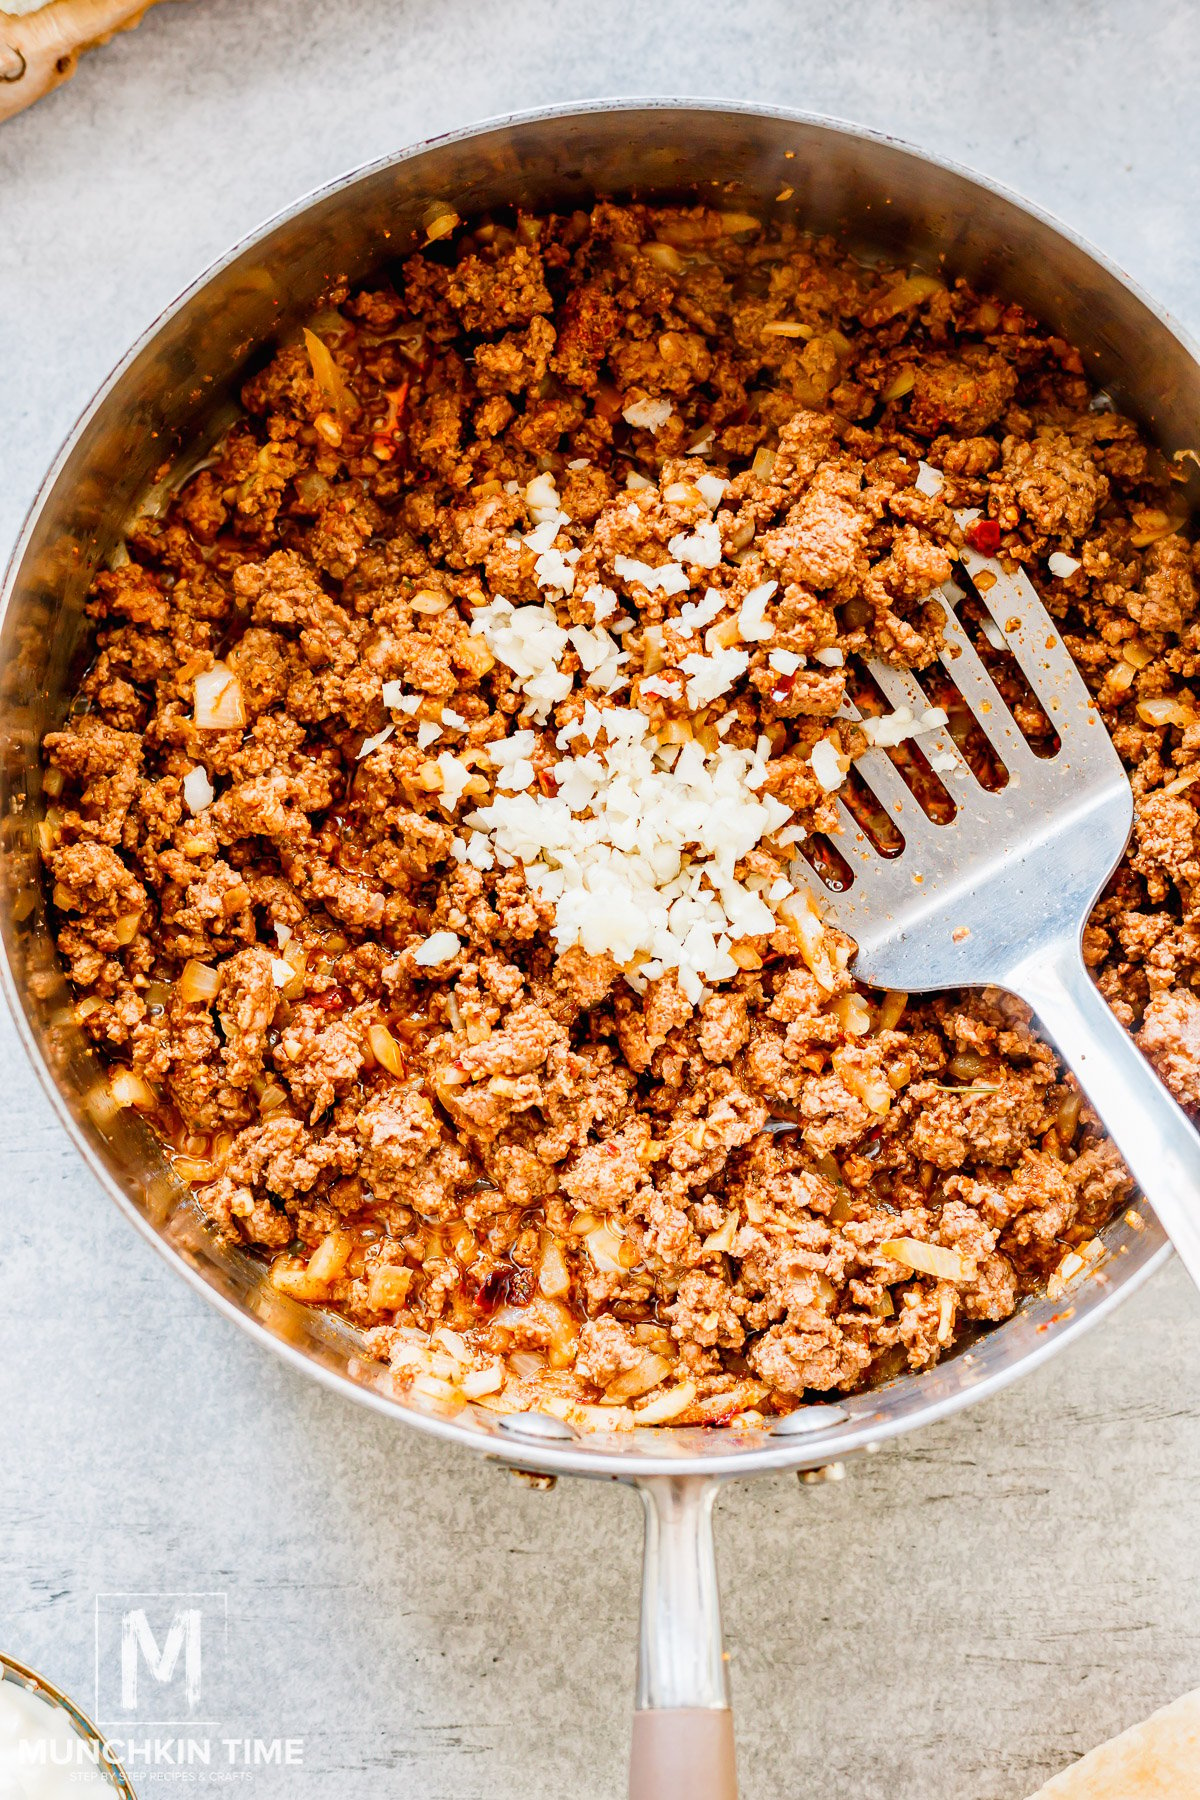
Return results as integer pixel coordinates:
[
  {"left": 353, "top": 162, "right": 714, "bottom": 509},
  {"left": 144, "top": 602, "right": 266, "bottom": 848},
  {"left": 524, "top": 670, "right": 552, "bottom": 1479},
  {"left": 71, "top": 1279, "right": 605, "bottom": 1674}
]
[
  {"left": 275, "top": 1003, "right": 370, "bottom": 1121},
  {"left": 665, "top": 1270, "right": 745, "bottom": 1351},
  {"left": 573, "top": 1316, "right": 643, "bottom": 1388},
  {"left": 1132, "top": 790, "right": 1200, "bottom": 903},
  {"left": 561, "top": 1121, "right": 650, "bottom": 1213},
  {"left": 42, "top": 201, "right": 1196, "bottom": 1430},
  {"left": 217, "top": 946, "right": 279, "bottom": 1089},
  {"left": 993, "top": 429, "right": 1109, "bottom": 540},
  {"left": 749, "top": 1317, "right": 872, "bottom": 1396},
  {"left": 906, "top": 1076, "right": 1056, "bottom": 1170},
  {"left": 699, "top": 991, "right": 750, "bottom": 1062},
  {"left": 223, "top": 1114, "right": 357, "bottom": 1200},
  {"left": 908, "top": 348, "right": 1018, "bottom": 438},
  {"left": 1139, "top": 989, "right": 1200, "bottom": 1107}
]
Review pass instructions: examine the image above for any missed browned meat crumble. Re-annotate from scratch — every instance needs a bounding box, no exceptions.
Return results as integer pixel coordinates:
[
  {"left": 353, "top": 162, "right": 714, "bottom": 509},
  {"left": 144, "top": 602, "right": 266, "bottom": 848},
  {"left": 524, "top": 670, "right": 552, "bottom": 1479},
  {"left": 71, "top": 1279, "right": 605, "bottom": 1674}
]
[{"left": 39, "top": 202, "right": 1200, "bottom": 1430}]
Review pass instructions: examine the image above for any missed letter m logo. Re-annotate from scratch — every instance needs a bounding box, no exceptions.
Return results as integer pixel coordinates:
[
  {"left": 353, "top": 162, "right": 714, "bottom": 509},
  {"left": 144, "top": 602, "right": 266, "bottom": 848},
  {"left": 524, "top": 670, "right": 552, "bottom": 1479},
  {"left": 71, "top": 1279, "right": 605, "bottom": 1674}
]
[
  {"left": 121, "top": 1607, "right": 203, "bottom": 1710},
  {"left": 95, "top": 1593, "right": 225, "bottom": 1723}
]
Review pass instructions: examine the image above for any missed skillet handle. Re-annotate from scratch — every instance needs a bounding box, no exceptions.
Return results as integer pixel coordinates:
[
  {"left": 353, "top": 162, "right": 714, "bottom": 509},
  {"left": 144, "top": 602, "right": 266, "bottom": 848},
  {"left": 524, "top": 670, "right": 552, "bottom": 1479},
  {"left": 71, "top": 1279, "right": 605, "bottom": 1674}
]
[
  {"left": 1009, "top": 933, "right": 1200, "bottom": 1290},
  {"left": 629, "top": 1476, "right": 738, "bottom": 1800},
  {"left": 629, "top": 1709, "right": 737, "bottom": 1800}
]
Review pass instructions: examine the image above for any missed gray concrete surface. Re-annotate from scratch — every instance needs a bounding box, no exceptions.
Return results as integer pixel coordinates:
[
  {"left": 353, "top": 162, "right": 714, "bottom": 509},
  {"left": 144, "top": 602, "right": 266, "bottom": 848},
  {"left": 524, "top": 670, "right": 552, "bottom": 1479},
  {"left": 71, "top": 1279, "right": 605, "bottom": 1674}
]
[{"left": 3, "top": 2, "right": 1200, "bottom": 1794}]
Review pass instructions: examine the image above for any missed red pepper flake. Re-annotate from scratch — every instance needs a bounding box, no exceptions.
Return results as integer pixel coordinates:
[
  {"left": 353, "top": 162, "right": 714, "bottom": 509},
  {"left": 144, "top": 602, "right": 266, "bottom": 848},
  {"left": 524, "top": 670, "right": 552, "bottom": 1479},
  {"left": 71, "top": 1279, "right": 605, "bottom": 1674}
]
[
  {"left": 966, "top": 518, "right": 1002, "bottom": 557},
  {"left": 370, "top": 382, "right": 409, "bottom": 462},
  {"left": 309, "top": 985, "right": 351, "bottom": 1013},
  {"left": 472, "top": 1263, "right": 534, "bottom": 1314}
]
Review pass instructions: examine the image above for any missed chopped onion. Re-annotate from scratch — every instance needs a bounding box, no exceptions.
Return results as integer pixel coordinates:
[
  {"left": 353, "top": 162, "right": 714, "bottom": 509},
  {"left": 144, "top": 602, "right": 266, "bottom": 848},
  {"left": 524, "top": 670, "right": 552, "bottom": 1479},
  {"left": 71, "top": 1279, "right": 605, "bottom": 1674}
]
[
  {"left": 839, "top": 1061, "right": 894, "bottom": 1116},
  {"left": 875, "top": 990, "right": 909, "bottom": 1033},
  {"left": 882, "top": 368, "right": 916, "bottom": 401},
  {"left": 1129, "top": 508, "right": 1176, "bottom": 548},
  {"left": 634, "top": 1381, "right": 697, "bottom": 1423},
  {"left": 423, "top": 207, "right": 461, "bottom": 243},
  {"left": 646, "top": 241, "right": 686, "bottom": 274},
  {"left": 411, "top": 589, "right": 452, "bottom": 615},
  {"left": 490, "top": 1305, "right": 530, "bottom": 1335},
  {"left": 276, "top": 948, "right": 307, "bottom": 1001},
  {"left": 729, "top": 943, "right": 763, "bottom": 970},
  {"left": 538, "top": 1239, "right": 572, "bottom": 1299},
  {"left": 605, "top": 1352, "right": 673, "bottom": 1400},
  {"left": 868, "top": 272, "right": 945, "bottom": 323},
  {"left": 173, "top": 1154, "right": 214, "bottom": 1183},
  {"left": 413, "top": 929, "right": 461, "bottom": 967},
  {"left": 461, "top": 1362, "right": 504, "bottom": 1398},
  {"left": 585, "top": 1222, "right": 625, "bottom": 1273},
  {"left": 809, "top": 737, "right": 848, "bottom": 792},
  {"left": 302, "top": 327, "right": 355, "bottom": 417},
  {"left": 182, "top": 764, "right": 214, "bottom": 813},
  {"left": 193, "top": 664, "right": 246, "bottom": 731},
  {"left": 1137, "top": 696, "right": 1195, "bottom": 727},
  {"left": 306, "top": 1228, "right": 353, "bottom": 1284},
  {"left": 718, "top": 211, "right": 762, "bottom": 236},
  {"left": 271, "top": 1259, "right": 325, "bottom": 1301},
  {"left": 508, "top": 1350, "right": 546, "bottom": 1380},
  {"left": 779, "top": 889, "right": 838, "bottom": 994},
  {"left": 110, "top": 1068, "right": 155, "bottom": 1109},
  {"left": 367, "top": 1021, "right": 405, "bottom": 1078},
  {"left": 702, "top": 1214, "right": 737, "bottom": 1256},
  {"left": 408, "top": 1374, "right": 464, "bottom": 1407},
  {"left": 834, "top": 992, "right": 872, "bottom": 1037},
  {"left": 367, "top": 1265, "right": 412, "bottom": 1310},
  {"left": 178, "top": 958, "right": 222, "bottom": 1003},
  {"left": 880, "top": 1238, "right": 969, "bottom": 1282},
  {"left": 431, "top": 1326, "right": 471, "bottom": 1364},
  {"left": 357, "top": 724, "right": 394, "bottom": 760}
]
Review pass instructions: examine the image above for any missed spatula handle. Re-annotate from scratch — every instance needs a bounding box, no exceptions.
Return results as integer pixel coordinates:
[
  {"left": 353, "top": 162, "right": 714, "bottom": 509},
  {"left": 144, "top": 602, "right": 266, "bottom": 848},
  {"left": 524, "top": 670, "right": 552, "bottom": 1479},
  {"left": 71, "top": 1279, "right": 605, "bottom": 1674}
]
[{"left": 1011, "top": 936, "right": 1200, "bottom": 1290}]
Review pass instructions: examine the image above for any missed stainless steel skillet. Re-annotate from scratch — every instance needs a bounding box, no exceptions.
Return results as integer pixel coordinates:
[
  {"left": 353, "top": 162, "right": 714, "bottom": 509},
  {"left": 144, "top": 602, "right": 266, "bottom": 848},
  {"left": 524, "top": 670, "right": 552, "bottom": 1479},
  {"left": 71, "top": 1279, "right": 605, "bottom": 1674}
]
[{"left": 1, "top": 101, "right": 1192, "bottom": 1799}]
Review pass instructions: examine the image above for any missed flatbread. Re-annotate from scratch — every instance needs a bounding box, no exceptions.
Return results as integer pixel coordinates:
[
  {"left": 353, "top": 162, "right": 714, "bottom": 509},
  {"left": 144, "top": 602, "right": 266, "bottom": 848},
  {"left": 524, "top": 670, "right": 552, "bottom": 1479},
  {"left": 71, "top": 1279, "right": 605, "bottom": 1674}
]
[
  {"left": 1028, "top": 1687, "right": 1200, "bottom": 1797},
  {"left": 0, "top": 0, "right": 174, "bottom": 124}
]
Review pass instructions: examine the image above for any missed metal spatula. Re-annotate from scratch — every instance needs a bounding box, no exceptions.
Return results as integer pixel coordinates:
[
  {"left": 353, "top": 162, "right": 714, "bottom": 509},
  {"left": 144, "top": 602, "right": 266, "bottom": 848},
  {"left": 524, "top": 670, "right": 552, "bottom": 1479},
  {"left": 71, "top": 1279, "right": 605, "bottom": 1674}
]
[{"left": 800, "top": 530, "right": 1200, "bottom": 1289}]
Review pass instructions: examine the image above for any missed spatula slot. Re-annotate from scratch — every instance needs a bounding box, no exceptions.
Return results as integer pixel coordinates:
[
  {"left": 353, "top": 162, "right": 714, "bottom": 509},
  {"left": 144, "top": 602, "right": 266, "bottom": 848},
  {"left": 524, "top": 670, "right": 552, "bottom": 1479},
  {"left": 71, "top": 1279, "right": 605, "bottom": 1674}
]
[
  {"left": 798, "top": 833, "right": 855, "bottom": 891},
  {"left": 839, "top": 763, "right": 907, "bottom": 855},
  {"left": 845, "top": 658, "right": 957, "bottom": 824},
  {"left": 955, "top": 578, "right": 1062, "bottom": 759},
  {"left": 910, "top": 659, "right": 1010, "bottom": 792}
]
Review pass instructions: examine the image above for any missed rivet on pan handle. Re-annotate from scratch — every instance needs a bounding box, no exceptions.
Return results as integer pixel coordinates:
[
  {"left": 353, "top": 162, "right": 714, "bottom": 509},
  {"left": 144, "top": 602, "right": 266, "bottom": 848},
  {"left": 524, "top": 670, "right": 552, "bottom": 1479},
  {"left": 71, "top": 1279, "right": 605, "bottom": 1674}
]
[{"left": 628, "top": 1477, "right": 737, "bottom": 1800}]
